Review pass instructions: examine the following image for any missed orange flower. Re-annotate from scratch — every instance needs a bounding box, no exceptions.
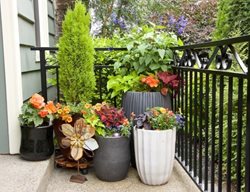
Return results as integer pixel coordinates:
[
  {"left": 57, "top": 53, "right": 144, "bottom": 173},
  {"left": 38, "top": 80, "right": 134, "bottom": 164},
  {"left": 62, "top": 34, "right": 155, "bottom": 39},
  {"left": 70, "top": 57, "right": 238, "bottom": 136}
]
[
  {"left": 29, "top": 93, "right": 45, "bottom": 109},
  {"left": 81, "top": 110, "right": 87, "bottom": 115},
  {"left": 38, "top": 110, "right": 48, "bottom": 118},
  {"left": 56, "top": 103, "right": 62, "bottom": 109},
  {"left": 168, "top": 110, "right": 174, "bottom": 116},
  {"left": 123, "top": 118, "right": 129, "bottom": 126},
  {"left": 45, "top": 101, "right": 57, "bottom": 114},
  {"left": 66, "top": 116, "right": 72, "bottom": 123},
  {"left": 141, "top": 75, "right": 159, "bottom": 88}
]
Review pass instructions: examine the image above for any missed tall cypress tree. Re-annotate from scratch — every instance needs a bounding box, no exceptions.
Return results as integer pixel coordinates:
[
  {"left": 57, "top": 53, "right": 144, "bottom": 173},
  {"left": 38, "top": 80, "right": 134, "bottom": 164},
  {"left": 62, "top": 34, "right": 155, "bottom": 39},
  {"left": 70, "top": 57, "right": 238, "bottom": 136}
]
[{"left": 57, "top": 1, "right": 96, "bottom": 103}]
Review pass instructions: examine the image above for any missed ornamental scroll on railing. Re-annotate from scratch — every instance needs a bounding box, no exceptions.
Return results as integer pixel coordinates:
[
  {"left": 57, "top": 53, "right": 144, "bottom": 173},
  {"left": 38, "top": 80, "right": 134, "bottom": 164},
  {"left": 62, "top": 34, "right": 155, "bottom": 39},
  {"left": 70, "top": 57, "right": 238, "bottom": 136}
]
[
  {"left": 172, "top": 36, "right": 249, "bottom": 73},
  {"left": 171, "top": 35, "right": 250, "bottom": 192}
]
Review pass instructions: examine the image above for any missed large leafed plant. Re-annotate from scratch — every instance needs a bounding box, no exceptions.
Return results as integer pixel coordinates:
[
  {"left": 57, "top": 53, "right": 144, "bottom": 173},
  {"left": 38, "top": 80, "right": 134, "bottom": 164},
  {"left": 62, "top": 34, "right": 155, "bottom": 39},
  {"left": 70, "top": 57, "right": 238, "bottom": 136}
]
[{"left": 57, "top": 1, "right": 96, "bottom": 103}]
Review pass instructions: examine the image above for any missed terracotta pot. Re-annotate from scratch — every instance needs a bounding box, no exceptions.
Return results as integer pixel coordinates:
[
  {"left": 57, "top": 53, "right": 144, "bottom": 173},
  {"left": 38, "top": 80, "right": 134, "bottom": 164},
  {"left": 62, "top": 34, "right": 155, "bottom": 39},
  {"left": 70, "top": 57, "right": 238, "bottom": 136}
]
[{"left": 20, "top": 123, "right": 54, "bottom": 161}]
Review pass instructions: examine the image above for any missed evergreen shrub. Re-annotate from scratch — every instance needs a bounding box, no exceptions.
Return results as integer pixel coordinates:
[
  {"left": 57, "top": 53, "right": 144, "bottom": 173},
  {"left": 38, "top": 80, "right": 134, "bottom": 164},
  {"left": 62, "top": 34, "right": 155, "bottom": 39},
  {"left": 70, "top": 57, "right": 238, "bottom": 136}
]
[{"left": 57, "top": 1, "right": 96, "bottom": 103}]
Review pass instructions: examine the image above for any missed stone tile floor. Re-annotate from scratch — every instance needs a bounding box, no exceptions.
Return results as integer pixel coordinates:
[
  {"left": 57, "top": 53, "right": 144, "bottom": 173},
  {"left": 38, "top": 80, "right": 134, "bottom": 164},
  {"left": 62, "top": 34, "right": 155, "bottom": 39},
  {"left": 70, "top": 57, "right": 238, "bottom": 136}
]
[
  {"left": 0, "top": 155, "right": 199, "bottom": 192},
  {"left": 46, "top": 161, "right": 200, "bottom": 192}
]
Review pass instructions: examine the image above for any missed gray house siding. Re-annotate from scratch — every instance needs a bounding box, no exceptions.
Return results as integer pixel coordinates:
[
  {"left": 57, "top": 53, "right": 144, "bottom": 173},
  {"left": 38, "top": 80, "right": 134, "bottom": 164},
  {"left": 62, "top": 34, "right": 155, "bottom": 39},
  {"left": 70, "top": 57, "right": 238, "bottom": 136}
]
[
  {"left": 18, "top": 0, "right": 57, "bottom": 101},
  {"left": 18, "top": 0, "right": 40, "bottom": 100},
  {"left": 0, "top": 4, "right": 10, "bottom": 153}
]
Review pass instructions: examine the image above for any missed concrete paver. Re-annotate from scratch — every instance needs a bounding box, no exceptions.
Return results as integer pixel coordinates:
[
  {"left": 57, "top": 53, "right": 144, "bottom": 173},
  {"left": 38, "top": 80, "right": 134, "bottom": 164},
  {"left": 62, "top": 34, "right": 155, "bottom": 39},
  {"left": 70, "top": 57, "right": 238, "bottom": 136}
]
[{"left": 46, "top": 161, "right": 200, "bottom": 192}]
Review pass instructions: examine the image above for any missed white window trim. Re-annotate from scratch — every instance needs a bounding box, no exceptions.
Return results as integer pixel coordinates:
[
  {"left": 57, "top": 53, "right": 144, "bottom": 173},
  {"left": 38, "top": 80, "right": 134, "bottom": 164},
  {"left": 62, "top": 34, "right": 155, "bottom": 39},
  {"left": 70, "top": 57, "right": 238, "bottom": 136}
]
[
  {"left": 35, "top": 0, "right": 50, "bottom": 61},
  {"left": 0, "top": 0, "right": 23, "bottom": 154}
]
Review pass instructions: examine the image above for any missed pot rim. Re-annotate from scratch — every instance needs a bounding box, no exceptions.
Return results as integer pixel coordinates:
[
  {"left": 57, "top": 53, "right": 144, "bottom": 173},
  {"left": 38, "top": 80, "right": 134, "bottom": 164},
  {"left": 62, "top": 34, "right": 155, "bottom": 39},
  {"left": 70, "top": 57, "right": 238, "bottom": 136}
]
[
  {"left": 21, "top": 122, "right": 53, "bottom": 129},
  {"left": 134, "top": 126, "right": 176, "bottom": 133},
  {"left": 95, "top": 134, "right": 129, "bottom": 139}
]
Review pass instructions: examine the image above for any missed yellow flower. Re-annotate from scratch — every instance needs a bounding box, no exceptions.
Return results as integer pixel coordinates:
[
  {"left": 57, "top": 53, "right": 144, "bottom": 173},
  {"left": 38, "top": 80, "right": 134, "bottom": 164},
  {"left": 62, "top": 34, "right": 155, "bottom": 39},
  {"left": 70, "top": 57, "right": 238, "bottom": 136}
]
[
  {"left": 57, "top": 109, "right": 63, "bottom": 114},
  {"left": 84, "top": 103, "right": 92, "bottom": 109},
  {"left": 63, "top": 106, "right": 70, "bottom": 114},
  {"left": 93, "top": 103, "right": 102, "bottom": 111},
  {"left": 159, "top": 108, "right": 167, "bottom": 114}
]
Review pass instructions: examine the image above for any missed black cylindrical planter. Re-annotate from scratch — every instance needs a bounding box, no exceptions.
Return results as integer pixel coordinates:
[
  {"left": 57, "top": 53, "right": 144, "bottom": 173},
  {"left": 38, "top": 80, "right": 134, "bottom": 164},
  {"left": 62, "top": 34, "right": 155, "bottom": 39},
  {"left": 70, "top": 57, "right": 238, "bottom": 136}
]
[
  {"left": 20, "top": 124, "right": 54, "bottom": 161},
  {"left": 94, "top": 135, "right": 130, "bottom": 182},
  {"left": 122, "top": 91, "right": 172, "bottom": 168}
]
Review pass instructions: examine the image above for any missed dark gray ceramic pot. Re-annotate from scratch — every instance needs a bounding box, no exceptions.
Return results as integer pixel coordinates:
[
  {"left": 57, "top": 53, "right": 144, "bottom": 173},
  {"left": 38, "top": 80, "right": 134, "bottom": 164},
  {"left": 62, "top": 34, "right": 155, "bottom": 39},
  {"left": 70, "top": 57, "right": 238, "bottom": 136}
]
[
  {"left": 122, "top": 91, "right": 172, "bottom": 168},
  {"left": 122, "top": 91, "right": 172, "bottom": 118},
  {"left": 94, "top": 135, "right": 130, "bottom": 182}
]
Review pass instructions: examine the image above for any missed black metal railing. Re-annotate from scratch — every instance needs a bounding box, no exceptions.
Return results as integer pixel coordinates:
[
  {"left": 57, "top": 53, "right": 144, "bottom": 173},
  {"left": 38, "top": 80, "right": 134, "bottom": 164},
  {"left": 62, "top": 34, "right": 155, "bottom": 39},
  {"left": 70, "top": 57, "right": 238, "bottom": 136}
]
[
  {"left": 31, "top": 35, "right": 250, "bottom": 192},
  {"left": 30, "top": 47, "right": 127, "bottom": 104},
  {"left": 172, "top": 35, "right": 250, "bottom": 192}
]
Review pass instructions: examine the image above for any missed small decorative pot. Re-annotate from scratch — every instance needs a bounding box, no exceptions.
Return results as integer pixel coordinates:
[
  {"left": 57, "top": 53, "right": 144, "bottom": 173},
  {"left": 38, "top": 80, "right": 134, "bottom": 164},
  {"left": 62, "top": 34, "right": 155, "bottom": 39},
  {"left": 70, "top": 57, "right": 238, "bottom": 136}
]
[
  {"left": 122, "top": 91, "right": 172, "bottom": 168},
  {"left": 20, "top": 123, "right": 54, "bottom": 161},
  {"left": 94, "top": 135, "right": 130, "bottom": 182},
  {"left": 134, "top": 127, "right": 176, "bottom": 185}
]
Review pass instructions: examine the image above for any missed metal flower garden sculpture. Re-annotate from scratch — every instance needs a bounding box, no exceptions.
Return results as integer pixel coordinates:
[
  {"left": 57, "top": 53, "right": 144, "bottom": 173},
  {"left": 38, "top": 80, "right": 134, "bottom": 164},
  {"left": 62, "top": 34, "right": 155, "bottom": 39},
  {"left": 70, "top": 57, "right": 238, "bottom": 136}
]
[{"left": 61, "top": 118, "right": 99, "bottom": 183}]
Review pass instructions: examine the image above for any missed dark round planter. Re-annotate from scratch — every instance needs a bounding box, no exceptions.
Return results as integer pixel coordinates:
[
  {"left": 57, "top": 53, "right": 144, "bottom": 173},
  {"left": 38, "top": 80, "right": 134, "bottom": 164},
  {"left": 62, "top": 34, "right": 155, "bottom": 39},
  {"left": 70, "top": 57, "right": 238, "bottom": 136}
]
[
  {"left": 122, "top": 91, "right": 172, "bottom": 168},
  {"left": 53, "top": 119, "right": 72, "bottom": 159},
  {"left": 122, "top": 91, "right": 172, "bottom": 118},
  {"left": 94, "top": 135, "right": 130, "bottom": 182},
  {"left": 20, "top": 123, "right": 54, "bottom": 161}
]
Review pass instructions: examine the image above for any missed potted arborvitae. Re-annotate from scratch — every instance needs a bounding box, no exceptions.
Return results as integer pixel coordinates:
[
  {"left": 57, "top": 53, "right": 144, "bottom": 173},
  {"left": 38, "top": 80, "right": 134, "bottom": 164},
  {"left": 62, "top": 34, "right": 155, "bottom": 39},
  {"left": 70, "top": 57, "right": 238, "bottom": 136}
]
[
  {"left": 133, "top": 107, "right": 185, "bottom": 185},
  {"left": 57, "top": 0, "right": 96, "bottom": 103},
  {"left": 54, "top": 1, "right": 96, "bottom": 160},
  {"left": 92, "top": 102, "right": 131, "bottom": 182},
  {"left": 19, "top": 93, "right": 56, "bottom": 161}
]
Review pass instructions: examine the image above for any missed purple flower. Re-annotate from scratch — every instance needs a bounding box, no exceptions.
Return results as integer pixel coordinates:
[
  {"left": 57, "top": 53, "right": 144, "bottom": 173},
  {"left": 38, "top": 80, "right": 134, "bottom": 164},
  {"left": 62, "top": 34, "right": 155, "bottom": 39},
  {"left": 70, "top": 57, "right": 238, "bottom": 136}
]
[
  {"left": 176, "top": 114, "right": 185, "bottom": 127},
  {"left": 168, "top": 15, "right": 176, "bottom": 26},
  {"left": 111, "top": 12, "right": 119, "bottom": 25},
  {"left": 176, "top": 16, "right": 188, "bottom": 34},
  {"left": 119, "top": 20, "right": 126, "bottom": 29},
  {"left": 177, "top": 16, "right": 188, "bottom": 27}
]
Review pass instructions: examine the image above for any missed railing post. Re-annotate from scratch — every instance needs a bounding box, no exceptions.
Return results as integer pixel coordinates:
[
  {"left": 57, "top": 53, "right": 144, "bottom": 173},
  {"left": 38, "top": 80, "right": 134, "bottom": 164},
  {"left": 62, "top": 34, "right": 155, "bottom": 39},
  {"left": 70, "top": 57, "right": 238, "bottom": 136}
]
[
  {"left": 246, "top": 41, "right": 250, "bottom": 192},
  {"left": 39, "top": 49, "right": 47, "bottom": 102}
]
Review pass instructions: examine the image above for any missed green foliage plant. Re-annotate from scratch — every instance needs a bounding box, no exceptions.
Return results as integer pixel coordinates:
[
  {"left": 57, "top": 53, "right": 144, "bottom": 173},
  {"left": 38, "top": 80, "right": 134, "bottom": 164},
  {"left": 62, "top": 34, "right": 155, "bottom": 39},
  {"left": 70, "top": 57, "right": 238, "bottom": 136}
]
[
  {"left": 114, "top": 25, "right": 181, "bottom": 75},
  {"left": 57, "top": 1, "right": 96, "bottom": 103},
  {"left": 107, "top": 71, "right": 141, "bottom": 98},
  {"left": 19, "top": 93, "right": 55, "bottom": 127}
]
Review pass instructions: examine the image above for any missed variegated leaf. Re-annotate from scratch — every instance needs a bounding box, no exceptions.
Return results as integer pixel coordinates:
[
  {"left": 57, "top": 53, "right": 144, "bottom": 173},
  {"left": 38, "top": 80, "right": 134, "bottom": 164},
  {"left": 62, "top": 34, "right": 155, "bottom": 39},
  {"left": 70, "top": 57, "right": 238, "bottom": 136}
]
[{"left": 84, "top": 138, "right": 99, "bottom": 151}]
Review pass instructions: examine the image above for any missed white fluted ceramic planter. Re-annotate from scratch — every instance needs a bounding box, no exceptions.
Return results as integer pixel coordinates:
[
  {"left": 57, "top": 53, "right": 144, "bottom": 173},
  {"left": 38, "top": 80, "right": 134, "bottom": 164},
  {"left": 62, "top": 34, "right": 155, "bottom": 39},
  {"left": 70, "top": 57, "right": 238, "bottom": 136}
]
[{"left": 134, "top": 127, "right": 176, "bottom": 185}]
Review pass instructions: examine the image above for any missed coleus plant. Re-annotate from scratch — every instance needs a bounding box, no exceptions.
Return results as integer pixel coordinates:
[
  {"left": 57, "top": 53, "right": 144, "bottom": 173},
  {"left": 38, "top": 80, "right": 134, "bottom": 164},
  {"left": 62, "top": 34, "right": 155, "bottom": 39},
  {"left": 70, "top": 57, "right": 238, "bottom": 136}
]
[
  {"left": 107, "top": 71, "right": 181, "bottom": 98},
  {"left": 94, "top": 103, "right": 131, "bottom": 137},
  {"left": 141, "top": 71, "right": 180, "bottom": 96}
]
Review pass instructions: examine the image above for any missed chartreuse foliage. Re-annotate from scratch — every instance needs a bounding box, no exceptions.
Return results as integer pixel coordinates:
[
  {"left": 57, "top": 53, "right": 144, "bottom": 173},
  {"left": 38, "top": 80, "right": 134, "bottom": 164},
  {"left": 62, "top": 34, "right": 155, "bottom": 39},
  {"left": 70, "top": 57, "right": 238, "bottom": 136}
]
[
  {"left": 107, "top": 71, "right": 141, "bottom": 98},
  {"left": 57, "top": 1, "right": 96, "bottom": 103}
]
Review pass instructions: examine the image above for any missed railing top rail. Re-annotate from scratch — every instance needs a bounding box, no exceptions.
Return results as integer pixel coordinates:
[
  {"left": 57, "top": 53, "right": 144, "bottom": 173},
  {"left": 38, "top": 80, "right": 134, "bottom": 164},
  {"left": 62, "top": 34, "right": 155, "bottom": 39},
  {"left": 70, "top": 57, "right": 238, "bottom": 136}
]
[
  {"left": 171, "top": 35, "right": 250, "bottom": 50},
  {"left": 31, "top": 47, "right": 127, "bottom": 51}
]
